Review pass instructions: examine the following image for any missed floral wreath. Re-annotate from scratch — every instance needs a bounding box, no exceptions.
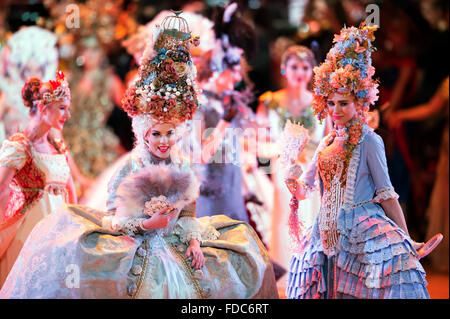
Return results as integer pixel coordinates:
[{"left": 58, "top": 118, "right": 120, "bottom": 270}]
[
  {"left": 121, "top": 11, "right": 200, "bottom": 124},
  {"left": 312, "top": 23, "right": 379, "bottom": 122}
]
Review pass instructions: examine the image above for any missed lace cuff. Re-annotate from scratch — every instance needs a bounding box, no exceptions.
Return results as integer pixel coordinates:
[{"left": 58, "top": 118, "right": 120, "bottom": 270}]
[
  {"left": 174, "top": 216, "right": 220, "bottom": 245},
  {"left": 372, "top": 187, "right": 399, "bottom": 203},
  {"left": 102, "top": 215, "right": 146, "bottom": 236}
]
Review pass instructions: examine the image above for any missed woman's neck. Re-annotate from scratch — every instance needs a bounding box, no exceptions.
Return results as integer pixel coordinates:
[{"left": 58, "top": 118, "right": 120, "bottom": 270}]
[
  {"left": 286, "top": 82, "right": 308, "bottom": 100},
  {"left": 146, "top": 149, "right": 171, "bottom": 165},
  {"left": 24, "top": 117, "right": 51, "bottom": 143},
  {"left": 283, "top": 83, "right": 311, "bottom": 115}
]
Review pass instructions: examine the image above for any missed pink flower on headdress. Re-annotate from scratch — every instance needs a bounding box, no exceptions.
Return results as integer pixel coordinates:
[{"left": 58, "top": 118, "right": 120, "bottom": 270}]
[{"left": 159, "top": 58, "right": 179, "bottom": 83}]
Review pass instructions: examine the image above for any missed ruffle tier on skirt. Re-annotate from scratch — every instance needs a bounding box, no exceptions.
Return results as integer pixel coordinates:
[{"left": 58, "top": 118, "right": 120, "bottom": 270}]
[{"left": 287, "top": 202, "right": 429, "bottom": 299}]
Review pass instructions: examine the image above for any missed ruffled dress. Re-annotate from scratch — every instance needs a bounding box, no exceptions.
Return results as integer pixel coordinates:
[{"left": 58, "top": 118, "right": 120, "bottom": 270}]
[
  {"left": 286, "top": 125, "right": 429, "bottom": 299},
  {"left": 259, "top": 91, "right": 326, "bottom": 280},
  {"left": 0, "top": 133, "right": 70, "bottom": 287},
  {"left": 0, "top": 151, "right": 278, "bottom": 299}
]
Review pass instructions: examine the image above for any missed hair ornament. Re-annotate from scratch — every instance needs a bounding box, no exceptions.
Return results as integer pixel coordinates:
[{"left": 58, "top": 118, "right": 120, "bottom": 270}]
[{"left": 41, "top": 71, "right": 71, "bottom": 104}]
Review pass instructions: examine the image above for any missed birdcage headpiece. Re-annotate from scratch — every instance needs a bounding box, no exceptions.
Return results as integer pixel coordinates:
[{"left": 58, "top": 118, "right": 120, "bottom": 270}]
[{"left": 122, "top": 10, "right": 200, "bottom": 126}]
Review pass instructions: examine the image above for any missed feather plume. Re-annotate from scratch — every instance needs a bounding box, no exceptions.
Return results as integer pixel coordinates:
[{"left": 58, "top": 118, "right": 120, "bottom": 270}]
[{"left": 114, "top": 164, "right": 200, "bottom": 220}]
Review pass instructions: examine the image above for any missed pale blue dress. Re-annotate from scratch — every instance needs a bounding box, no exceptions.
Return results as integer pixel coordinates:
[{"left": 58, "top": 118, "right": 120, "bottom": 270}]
[
  {"left": 189, "top": 93, "right": 250, "bottom": 222},
  {"left": 286, "top": 125, "right": 429, "bottom": 299},
  {"left": 0, "top": 151, "right": 279, "bottom": 299}
]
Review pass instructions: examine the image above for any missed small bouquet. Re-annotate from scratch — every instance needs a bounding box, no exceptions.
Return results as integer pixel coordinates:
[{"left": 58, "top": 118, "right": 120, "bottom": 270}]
[
  {"left": 279, "top": 119, "right": 310, "bottom": 167},
  {"left": 107, "top": 164, "right": 200, "bottom": 233},
  {"left": 143, "top": 195, "right": 173, "bottom": 217},
  {"left": 279, "top": 120, "right": 310, "bottom": 251}
]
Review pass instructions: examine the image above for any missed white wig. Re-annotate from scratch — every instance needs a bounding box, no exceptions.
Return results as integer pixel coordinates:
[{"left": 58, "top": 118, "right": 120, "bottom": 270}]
[{"left": 5, "top": 26, "right": 58, "bottom": 82}]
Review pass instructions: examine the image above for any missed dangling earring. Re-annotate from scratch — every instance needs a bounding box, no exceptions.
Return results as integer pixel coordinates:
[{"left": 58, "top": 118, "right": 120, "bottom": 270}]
[{"left": 281, "top": 69, "right": 286, "bottom": 76}]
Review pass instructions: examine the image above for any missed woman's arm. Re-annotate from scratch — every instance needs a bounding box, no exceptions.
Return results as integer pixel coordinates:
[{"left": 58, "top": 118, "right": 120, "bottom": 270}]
[
  {"left": 391, "top": 89, "right": 447, "bottom": 123},
  {"left": 380, "top": 198, "right": 409, "bottom": 235},
  {"left": 388, "top": 77, "right": 448, "bottom": 129},
  {"left": 380, "top": 198, "right": 424, "bottom": 250},
  {"left": 66, "top": 175, "right": 77, "bottom": 204}
]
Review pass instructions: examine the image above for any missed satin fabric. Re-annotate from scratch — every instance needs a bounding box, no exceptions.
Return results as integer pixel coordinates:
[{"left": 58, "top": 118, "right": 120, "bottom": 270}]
[{"left": 0, "top": 204, "right": 278, "bottom": 299}]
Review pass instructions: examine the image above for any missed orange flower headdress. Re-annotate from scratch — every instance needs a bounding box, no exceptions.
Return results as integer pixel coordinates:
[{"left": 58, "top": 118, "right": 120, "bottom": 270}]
[{"left": 312, "top": 23, "right": 379, "bottom": 122}]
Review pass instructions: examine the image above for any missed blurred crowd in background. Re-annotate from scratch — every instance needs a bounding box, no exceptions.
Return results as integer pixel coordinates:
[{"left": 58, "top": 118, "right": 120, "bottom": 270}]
[{"left": 0, "top": 0, "right": 448, "bottom": 261}]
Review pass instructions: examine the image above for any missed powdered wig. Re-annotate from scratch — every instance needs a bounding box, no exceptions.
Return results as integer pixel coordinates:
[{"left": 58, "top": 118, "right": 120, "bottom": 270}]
[{"left": 5, "top": 26, "right": 58, "bottom": 82}]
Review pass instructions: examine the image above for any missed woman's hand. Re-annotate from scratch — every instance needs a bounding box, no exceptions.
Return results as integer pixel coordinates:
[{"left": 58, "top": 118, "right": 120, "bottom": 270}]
[
  {"left": 411, "top": 240, "right": 425, "bottom": 252},
  {"left": 142, "top": 206, "right": 177, "bottom": 230},
  {"left": 186, "top": 239, "right": 205, "bottom": 270}
]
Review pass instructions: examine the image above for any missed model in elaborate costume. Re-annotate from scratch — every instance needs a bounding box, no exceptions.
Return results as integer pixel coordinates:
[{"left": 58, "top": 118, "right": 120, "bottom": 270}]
[
  {"left": 190, "top": 3, "right": 258, "bottom": 223},
  {"left": 43, "top": 0, "right": 133, "bottom": 195},
  {"left": 62, "top": 36, "right": 124, "bottom": 182},
  {"left": 0, "top": 13, "right": 278, "bottom": 299},
  {"left": 0, "top": 72, "right": 76, "bottom": 287},
  {"left": 81, "top": 9, "right": 218, "bottom": 211},
  {"left": 285, "top": 24, "right": 430, "bottom": 299},
  {"left": 0, "top": 26, "right": 58, "bottom": 144},
  {"left": 257, "top": 45, "right": 327, "bottom": 281}
]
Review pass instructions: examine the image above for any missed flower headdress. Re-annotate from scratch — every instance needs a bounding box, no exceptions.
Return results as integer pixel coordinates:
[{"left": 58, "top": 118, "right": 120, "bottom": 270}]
[
  {"left": 41, "top": 71, "right": 71, "bottom": 104},
  {"left": 312, "top": 23, "right": 379, "bottom": 122},
  {"left": 121, "top": 11, "right": 200, "bottom": 125}
]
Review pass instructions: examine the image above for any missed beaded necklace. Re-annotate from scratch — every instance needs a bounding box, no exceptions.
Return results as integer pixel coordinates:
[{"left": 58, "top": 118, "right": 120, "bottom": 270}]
[{"left": 330, "top": 117, "right": 364, "bottom": 168}]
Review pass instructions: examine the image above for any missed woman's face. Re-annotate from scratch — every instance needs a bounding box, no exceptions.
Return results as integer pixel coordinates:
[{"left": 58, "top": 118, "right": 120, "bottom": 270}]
[
  {"left": 284, "top": 57, "right": 313, "bottom": 88},
  {"left": 144, "top": 123, "right": 177, "bottom": 159},
  {"left": 326, "top": 93, "right": 358, "bottom": 126},
  {"left": 81, "top": 47, "right": 103, "bottom": 70},
  {"left": 40, "top": 98, "right": 71, "bottom": 131}
]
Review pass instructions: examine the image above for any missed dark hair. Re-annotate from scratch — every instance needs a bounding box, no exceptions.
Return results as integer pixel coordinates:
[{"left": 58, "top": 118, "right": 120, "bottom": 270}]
[{"left": 212, "top": 5, "right": 257, "bottom": 61}]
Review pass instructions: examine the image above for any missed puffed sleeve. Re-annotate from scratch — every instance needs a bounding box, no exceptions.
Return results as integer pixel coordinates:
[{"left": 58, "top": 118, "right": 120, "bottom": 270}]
[
  {"left": 0, "top": 139, "right": 28, "bottom": 170},
  {"left": 365, "top": 133, "right": 399, "bottom": 203}
]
